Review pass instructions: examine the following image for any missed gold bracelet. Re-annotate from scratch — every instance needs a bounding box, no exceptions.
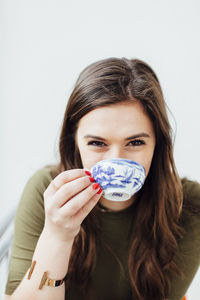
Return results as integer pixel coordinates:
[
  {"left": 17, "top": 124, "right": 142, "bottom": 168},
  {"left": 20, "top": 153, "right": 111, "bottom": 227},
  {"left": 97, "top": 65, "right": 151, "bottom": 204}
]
[
  {"left": 38, "top": 271, "right": 66, "bottom": 289},
  {"left": 27, "top": 260, "right": 68, "bottom": 289}
]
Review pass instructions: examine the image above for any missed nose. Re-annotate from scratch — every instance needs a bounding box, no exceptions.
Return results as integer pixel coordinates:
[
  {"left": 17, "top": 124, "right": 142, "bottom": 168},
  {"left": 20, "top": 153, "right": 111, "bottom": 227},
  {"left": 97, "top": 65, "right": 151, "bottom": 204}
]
[{"left": 103, "top": 146, "right": 126, "bottom": 160}]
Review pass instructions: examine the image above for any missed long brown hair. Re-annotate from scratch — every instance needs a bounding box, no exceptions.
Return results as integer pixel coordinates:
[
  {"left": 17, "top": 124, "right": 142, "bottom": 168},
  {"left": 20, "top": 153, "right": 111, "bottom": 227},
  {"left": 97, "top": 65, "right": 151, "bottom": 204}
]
[{"left": 58, "top": 57, "right": 184, "bottom": 299}]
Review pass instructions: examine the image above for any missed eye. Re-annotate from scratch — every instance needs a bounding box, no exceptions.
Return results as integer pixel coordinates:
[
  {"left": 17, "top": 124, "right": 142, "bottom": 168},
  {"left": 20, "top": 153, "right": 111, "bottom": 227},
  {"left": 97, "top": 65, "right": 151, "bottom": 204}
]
[
  {"left": 87, "top": 140, "right": 107, "bottom": 147},
  {"left": 128, "top": 139, "right": 145, "bottom": 146}
]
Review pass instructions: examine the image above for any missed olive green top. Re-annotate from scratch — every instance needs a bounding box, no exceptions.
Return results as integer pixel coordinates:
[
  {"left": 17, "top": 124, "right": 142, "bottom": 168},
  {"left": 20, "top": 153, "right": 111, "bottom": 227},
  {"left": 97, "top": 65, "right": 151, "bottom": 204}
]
[{"left": 5, "top": 165, "right": 200, "bottom": 300}]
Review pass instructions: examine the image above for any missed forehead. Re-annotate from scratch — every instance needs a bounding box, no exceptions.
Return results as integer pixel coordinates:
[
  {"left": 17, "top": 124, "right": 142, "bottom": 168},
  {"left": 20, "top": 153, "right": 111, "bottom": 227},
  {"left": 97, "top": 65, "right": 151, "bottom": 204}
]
[{"left": 77, "top": 101, "right": 154, "bottom": 136}]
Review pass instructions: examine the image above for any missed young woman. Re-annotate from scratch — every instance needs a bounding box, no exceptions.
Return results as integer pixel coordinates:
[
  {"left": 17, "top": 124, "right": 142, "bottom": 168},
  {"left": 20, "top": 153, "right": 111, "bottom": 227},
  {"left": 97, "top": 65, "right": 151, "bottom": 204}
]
[{"left": 4, "top": 57, "right": 200, "bottom": 300}]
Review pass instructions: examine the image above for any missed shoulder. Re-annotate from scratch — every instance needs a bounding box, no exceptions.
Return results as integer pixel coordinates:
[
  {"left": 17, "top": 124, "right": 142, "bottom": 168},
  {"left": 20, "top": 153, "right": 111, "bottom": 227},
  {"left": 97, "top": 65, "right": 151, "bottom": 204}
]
[
  {"left": 181, "top": 177, "right": 200, "bottom": 206},
  {"left": 15, "top": 164, "right": 60, "bottom": 222},
  {"left": 180, "top": 177, "right": 200, "bottom": 227},
  {"left": 14, "top": 164, "right": 60, "bottom": 232},
  {"left": 23, "top": 164, "right": 60, "bottom": 194},
  {"left": 27, "top": 164, "right": 60, "bottom": 184}
]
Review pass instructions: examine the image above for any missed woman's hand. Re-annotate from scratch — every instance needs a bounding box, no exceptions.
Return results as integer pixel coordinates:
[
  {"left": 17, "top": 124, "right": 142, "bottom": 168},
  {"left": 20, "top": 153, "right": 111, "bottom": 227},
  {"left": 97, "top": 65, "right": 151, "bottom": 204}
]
[{"left": 43, "top": 169, "right": 102, "bottom": 243}]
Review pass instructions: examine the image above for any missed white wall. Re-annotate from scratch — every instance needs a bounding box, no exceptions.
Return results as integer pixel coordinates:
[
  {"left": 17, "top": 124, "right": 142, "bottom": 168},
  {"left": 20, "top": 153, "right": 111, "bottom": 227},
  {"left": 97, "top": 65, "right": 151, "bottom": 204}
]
[{"left": 1, "top": 0, "right": 200, "bottom": 298}]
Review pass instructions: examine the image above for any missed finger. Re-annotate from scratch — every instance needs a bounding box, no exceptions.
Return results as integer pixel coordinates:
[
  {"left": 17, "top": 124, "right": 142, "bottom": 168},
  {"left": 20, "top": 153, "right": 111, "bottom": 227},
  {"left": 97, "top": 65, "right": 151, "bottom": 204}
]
[
  {"left": 59, "top": 183, "right": 101, "bottom": 216},
  {"left": 73, "top": 190, "right": 103, "bottom": 224},
  {"left": 53, "top": 175, "right": 94, "bottom": 208},
  {"left": 44, "top": 169, "right": 90, "bottom": 198}
]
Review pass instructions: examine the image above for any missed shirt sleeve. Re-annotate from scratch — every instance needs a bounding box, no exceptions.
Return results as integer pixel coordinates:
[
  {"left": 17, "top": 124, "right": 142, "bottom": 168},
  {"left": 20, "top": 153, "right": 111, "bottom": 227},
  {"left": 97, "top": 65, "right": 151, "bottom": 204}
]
[{"left": 5, "top": 166, "right": 55, "bottom": 295}]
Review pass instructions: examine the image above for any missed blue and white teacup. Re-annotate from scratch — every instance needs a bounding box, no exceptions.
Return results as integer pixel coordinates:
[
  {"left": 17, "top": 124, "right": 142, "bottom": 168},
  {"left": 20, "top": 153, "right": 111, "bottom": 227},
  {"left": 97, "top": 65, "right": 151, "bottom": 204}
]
[{"left": 90, "top": 158, "right": 146, "bottom": 201}]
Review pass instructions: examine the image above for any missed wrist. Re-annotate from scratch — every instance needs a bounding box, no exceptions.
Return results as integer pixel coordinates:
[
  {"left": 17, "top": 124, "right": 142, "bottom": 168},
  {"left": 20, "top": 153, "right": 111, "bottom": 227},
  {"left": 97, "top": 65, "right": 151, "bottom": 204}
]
[
  {"left": 31, "top": 228, "right": 74, "bottom": 281},
  {"left": 42, "top": 225, "right": 75, "bottom": 246},
  {"left": 27, "top": 260, "right": 68, "bottom": 290}
]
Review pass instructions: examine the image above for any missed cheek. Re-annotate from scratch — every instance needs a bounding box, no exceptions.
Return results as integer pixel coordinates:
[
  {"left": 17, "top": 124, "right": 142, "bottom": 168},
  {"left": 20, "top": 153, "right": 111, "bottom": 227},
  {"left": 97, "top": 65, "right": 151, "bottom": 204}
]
[
  {"left": 137, "top": 147, "right": 155, "bottom": 177},
  {"left": 77, "top": 145, "right": 102, "bottom": 169},
  {"left": 145, "top": 153, "right": 155, "bottom": 176},
  {"left": 143, "top": 160, "right": 152, "bottom": 177}
]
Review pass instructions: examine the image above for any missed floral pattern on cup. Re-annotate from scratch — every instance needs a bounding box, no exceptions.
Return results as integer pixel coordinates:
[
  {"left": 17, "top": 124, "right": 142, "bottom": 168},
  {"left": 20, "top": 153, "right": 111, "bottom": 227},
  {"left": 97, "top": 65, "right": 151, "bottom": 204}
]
[{"left": 91, "top": 158, "right": 146, "bottom": 201}]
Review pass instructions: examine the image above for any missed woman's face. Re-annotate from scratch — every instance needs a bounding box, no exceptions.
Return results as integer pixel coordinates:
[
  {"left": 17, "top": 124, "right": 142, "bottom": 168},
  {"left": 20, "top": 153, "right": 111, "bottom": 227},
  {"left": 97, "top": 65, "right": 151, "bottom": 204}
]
[{"left": 75, "top": 101, "right": 156, "bottom": 177}]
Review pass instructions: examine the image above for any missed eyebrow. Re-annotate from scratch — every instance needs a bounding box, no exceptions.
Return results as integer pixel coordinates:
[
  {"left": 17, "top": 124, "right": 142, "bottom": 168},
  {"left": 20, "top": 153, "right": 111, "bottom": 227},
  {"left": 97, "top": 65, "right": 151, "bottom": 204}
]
[{"left": 83, "top": 133, "right": 150, "bottom": 141}]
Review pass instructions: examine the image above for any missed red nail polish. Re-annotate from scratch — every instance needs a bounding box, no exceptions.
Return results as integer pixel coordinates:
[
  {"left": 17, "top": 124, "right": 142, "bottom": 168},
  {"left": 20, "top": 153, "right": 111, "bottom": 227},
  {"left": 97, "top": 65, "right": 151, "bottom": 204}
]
[
  {"left": 89, "top": 177, "right": 95, "bottom": 182},
  {"left": 85, "top": 170, "right": 91, "bottom": 176},
  {"left": 92, "top": 183, "right": 100, "bottom": 190},
  {"left": 97, "top": 188, "right": 103, "bottom": 194}
]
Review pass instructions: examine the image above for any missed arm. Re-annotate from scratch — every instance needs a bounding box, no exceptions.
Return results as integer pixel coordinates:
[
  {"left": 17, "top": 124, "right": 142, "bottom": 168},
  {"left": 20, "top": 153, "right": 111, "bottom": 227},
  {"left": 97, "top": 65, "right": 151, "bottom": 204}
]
[
  {"left": 4, "top": 168, "right": 102, "bottom": 300},
  {"left": 5, "top": 230, "right": 73, "bottom": 300}
]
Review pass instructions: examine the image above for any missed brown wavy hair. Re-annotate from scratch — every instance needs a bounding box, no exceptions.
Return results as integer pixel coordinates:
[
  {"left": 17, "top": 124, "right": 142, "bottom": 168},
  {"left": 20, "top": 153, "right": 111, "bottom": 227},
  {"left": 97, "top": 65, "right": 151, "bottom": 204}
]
[{"left": 58, "top": 57, "right": 184, "bottom": 299}]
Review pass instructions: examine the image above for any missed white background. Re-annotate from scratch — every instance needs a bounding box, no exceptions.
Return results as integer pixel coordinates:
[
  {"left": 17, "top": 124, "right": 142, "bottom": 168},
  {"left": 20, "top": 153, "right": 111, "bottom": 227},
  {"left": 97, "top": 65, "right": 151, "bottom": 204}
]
[{"left": 1, "top": 0, "right": 200, "bottom": 299}]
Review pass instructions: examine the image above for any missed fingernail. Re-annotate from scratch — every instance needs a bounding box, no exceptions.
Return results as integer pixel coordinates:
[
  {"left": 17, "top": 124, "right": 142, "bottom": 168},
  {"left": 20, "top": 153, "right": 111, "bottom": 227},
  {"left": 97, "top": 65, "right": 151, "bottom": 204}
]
[
  {"left": 85, "top": 170, "right": 91, "bottom": 176},
  {"left": 92, "top": 183, "right": 100, "bottom": 190},
  {"left": 89, "top": 177, "right": 95, "bottom": 183},
  {"left": 97, "top": 188, "right": 103, "bottom": 194}
]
